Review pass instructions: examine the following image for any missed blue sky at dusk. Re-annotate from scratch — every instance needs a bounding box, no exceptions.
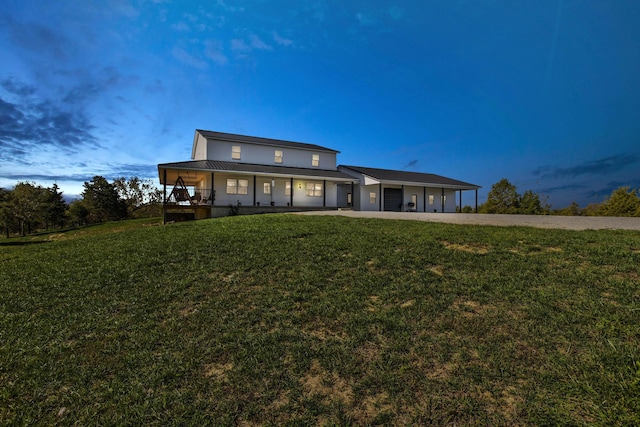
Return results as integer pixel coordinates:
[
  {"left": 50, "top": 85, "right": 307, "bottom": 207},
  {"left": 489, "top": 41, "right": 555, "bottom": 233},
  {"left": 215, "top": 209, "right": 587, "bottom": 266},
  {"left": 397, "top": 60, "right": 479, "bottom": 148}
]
[{"left": 1, "top": 0, "right": 639, "bottom": 208}]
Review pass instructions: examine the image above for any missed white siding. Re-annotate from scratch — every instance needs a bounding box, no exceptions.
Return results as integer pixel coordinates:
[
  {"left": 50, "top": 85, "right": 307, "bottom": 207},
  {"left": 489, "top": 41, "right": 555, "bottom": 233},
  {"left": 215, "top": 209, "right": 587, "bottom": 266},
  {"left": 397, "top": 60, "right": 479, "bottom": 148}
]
[
  {"left": 358, "top": 184, "right": 380, "bottom": 211},
  {"left": 192, "top": 133, "right": 208, "bottom": 160},
  {"left": 206, "top": 140, "right": 337, "bottom": 169}
]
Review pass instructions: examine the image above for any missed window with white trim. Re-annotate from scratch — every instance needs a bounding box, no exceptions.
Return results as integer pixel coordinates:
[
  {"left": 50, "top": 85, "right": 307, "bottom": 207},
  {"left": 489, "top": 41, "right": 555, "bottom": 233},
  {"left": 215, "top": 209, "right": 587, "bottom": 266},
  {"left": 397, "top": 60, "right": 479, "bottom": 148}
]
[
  {"left": 428, "top": 195, "right": 434, "bottom": 205},
  {"left": 263, "top": 182, "right": 271, "bottom": 194},
  {"left": 370, "top": 192, "right": 376, "bottom": 204},
  {"left": 285, "top": 181, "right": 291, "bottom": 196},
  {"left": 274, "top": 150, "right": 283, "bottom": 163},
  {"left": 231, "top": 145, "right": 241, "bottom": 160},
  {"left": 226, "top": 178, "right": 248, "bottom": 194},
  {"left": 312, "top": 154, "right": 319, "bottom": 167},
  {"left": 306, "top": 182, "right": 323, "bottom": 197}
]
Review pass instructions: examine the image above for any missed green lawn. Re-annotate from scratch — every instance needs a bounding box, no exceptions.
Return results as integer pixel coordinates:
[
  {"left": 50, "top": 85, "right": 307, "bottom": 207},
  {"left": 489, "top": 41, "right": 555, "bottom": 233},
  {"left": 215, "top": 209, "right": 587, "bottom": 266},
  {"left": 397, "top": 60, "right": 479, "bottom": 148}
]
[{"left": 1, "top": 215, "right": 639, "bottom": 425}]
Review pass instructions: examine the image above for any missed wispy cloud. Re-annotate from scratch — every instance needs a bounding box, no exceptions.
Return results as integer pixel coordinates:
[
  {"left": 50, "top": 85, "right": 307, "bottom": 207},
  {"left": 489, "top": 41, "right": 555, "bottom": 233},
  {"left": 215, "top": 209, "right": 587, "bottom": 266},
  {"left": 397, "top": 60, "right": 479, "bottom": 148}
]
[
  {"left": 204, "top": 40, "right": 228, "bottom": 65},
  {"left": 0, "top": 79, "right": 99, "bottom": 163},
  {"left": 249, "top": 34, "right": 273, "bottom": 50},
  {"left": 584, "top": 179, "right": 640, "bottom": 201},
  {"left": 2, "top": 14, "right": 72, "bottom": 61},
  {"left": 171, "top": 21, "right": 191, "bottom": 32},
  {"left": 273, "top": 32, "right": 293, "bottom": 47},
  {"left": 403, "top": 159, "right": 419, "bottom": 169},
  {"left": 355, "top": 12, "right": 376, "bottom": 26},
  {"left": 231, "top": 34, "right": 273, "bottom": 54},
  {"left": 532, "top": 153, "right": 639, "bottom": 179},
  {"left": 171, "top": 47, "right": 209, "bottom": 69}
]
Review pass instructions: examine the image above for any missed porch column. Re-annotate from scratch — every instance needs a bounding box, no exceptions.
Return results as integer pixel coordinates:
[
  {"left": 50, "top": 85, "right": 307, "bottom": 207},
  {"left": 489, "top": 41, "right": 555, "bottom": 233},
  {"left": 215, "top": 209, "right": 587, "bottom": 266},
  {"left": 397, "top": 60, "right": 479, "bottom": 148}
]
[
  {"left": 351, "top": 181, "right": 354, "bottom": 208},
  {"left": 253, "top": 176, "right": 257, "bottom": 206},
  {"left": 290, "top": 178, "right": 293, "bottom": 207},
  {"left": 163, "top": 169, "right": 167, "bottom": 224},
  {"left": 441, "top": 188, "right": 445, "bottom": 213},
  {"left": 475, "top": 189, "right": 478, "bottom": 213},
  {"left": 401, "top": 185, "right": 404, "bottom": 212},
  {"left": 379, "top": 183, "right": 382, "bottom": 211},
  {"left": 423, "top": 187, "right": 426, "bottom": 212},
  {"left": 211, "top": 172, "right": 215, "bottom": 205},
  {"left": 162, "top": 169, "right": 167, "bottom": 204},
  {"left": 323, "top": 180, "right": 326, "bottom": 207},
  {"left": 459, "top": 190, "right": 462, "bottom": 213}
]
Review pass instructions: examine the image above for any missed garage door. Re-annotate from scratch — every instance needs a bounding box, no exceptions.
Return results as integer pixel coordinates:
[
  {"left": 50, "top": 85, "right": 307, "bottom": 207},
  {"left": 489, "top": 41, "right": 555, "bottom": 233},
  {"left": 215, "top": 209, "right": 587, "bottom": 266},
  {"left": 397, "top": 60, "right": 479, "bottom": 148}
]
[{"left": 383, "top": 188, "right": 402, "bottom": 211}]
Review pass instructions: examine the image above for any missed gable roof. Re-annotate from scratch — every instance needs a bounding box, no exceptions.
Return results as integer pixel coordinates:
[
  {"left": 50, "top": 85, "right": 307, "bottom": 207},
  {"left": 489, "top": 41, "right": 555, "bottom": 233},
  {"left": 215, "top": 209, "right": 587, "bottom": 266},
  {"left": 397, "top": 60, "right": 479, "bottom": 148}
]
[
  {"left": 195, "top": 129, "right": 340, "bottom": 153},
  {"left": 339, "top": 165, "right": 481, "bottom": 190},
  {"left": 158, "top": 160, "right": 356, "bottom": 184}
]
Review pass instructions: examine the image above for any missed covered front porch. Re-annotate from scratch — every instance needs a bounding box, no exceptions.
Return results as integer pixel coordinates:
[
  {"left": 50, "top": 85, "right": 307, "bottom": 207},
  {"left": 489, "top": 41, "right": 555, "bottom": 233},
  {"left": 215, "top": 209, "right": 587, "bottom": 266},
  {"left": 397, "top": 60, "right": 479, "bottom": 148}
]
[{"left": 158, "top": 161, "right": 356, "bottom": 222}]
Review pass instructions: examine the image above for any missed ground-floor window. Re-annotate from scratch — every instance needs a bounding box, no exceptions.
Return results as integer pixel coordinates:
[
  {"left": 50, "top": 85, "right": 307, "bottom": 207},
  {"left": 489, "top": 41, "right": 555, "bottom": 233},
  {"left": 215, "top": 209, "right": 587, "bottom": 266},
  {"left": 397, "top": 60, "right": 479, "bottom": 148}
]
[
  {"left": 285, "top": 181, "right": 291, "bottom": 196},
  {"left": 429, "top": 195, "right": 434, "bottom": 205},
  {"left": 370, "top": 192, "right": 376, "bottom": 204},
  {"left": 263, "top": 182, "right": 271, "bottom": 194},
  {"left": 226, "top": 178, "right": 249, "bottom": 195},
  {"left": 306, "top": 182, "right": 323, "bottom": 197}
]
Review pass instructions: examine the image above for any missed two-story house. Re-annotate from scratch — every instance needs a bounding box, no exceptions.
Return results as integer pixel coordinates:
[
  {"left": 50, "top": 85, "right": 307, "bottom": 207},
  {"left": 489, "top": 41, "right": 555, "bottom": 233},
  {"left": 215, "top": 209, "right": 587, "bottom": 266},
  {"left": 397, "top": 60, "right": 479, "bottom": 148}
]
[{"left": 158, "top": 130, "right": 480, "bottom": 221}]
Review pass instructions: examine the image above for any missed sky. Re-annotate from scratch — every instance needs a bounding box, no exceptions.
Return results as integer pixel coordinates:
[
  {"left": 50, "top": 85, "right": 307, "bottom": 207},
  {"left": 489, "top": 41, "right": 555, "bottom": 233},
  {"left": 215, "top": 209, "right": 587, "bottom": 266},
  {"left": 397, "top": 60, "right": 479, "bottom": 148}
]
[{"left": 1, "top": 0, "right": 639, "bottom": 208}]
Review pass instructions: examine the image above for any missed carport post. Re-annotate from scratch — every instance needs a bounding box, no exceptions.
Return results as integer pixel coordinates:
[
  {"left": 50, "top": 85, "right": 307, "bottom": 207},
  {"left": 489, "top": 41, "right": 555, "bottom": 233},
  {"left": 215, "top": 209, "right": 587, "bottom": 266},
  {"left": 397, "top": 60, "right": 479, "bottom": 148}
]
[
  {"left": 459, "top": 190, "right": 462, "bottom": 213},
  {"left": 423, "top": 187, "right": 426, "bottom": 212},
  {"left": 475, "top": 189, "right": 478, "bottom": 213}
]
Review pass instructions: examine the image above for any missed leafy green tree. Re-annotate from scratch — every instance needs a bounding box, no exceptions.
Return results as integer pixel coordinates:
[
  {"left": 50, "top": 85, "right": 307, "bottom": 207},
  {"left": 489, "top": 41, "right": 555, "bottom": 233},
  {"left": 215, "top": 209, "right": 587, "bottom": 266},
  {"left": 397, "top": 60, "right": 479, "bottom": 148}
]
[
  {"left": 555, "top": 201, "right": 582, "bottom": 216},
  {"left": 42, "top": 183, "right": 67, "bottom": 229},
  {"left": 10, "top": 182, "right": 46, "bottom": 236},
  {"left": 0, "top": 188, "right": 17, "bottom": 238},
  {"left": 113, "top": 176, "right": 162, "bottom": 217},
  {"left": 519, "top": 190, "right": 548, "bottom": 215},
  {"left": 82, "top": 176, "right": 127, "bottom": 223},
  {"left": 68, "top": 200, "right": 90, "bottom": 226},
  {"left": 481, "top": 178, "right": 520, "bottom": 214},
  {"left": 597, "top": 187, "right": 640, "bottom": 217}
]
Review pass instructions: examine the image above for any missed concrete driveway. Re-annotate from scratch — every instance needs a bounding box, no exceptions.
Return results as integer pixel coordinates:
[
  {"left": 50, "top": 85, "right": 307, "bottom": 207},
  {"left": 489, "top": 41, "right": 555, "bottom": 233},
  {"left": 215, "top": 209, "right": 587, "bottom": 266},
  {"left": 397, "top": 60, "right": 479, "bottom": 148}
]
[{"left": 294, "top": 211, "right": 640, "bottom": 231}]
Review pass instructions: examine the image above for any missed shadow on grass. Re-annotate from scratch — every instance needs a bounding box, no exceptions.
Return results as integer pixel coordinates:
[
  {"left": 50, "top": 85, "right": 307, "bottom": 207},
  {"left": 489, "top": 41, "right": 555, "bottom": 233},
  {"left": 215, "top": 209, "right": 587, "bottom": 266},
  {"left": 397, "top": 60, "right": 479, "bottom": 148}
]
[{"left": 0, "top": 240, "right": 50, "bottom": 247}]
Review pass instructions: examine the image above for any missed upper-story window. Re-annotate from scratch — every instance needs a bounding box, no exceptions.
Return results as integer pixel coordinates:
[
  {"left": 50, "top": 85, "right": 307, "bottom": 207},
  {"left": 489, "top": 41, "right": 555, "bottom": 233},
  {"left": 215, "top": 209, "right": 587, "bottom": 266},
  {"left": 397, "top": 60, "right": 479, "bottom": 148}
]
[
  {"left": 312, "top": 154, "right": 319, "bottom": 167},
  {"left": 231, "top": 145, "right": 241, "bottom": 160},
  {"left": 274, "top": 150, "right": 283, "bottom": 163}
]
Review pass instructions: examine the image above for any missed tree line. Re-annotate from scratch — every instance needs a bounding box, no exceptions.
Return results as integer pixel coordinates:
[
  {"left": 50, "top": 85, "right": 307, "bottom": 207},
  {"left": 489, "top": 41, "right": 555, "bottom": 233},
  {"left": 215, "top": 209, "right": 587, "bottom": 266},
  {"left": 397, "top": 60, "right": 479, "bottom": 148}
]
[
  {"left": 475, "top": 178, "right": 640, "bottom": 217},
  {"left": 0, "top": 176, "right": 162, "bottom": 237}
]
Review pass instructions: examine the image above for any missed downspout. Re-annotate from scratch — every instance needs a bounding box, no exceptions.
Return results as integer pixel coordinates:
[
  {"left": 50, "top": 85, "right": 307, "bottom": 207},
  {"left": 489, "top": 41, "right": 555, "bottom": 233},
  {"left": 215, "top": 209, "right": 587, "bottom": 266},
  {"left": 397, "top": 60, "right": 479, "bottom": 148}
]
[{"left": 441, "top": 188, "right": 445, "bottom": 213}]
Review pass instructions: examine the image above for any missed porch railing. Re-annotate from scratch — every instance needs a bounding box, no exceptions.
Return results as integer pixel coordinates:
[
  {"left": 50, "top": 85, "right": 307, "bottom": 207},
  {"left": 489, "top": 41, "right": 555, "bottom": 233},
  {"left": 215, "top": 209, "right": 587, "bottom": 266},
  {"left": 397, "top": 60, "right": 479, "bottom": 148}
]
[{"left": 165, "top": 188, "right": 214, "bottom": 206}]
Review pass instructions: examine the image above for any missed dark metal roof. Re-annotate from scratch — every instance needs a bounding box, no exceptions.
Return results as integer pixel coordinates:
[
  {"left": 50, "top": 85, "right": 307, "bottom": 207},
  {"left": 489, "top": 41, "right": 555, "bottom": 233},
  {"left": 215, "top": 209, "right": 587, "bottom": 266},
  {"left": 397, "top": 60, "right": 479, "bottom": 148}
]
[
  {"left": 158, "top": 160, "right": 355, "bottom": 181},
  {"left": 196, "top": 129, "right": 339, "bottom": 153},
  {"left": 339, "top": 165, "right": 481, "bottom": 189}
]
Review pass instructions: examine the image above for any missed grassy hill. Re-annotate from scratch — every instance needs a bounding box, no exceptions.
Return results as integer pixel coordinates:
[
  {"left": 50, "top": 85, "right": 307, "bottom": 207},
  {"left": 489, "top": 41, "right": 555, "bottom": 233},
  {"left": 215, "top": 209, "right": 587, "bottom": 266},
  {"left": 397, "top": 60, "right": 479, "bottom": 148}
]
[{"left": 1, "top": 215, "right": 639, "bottom": 425}]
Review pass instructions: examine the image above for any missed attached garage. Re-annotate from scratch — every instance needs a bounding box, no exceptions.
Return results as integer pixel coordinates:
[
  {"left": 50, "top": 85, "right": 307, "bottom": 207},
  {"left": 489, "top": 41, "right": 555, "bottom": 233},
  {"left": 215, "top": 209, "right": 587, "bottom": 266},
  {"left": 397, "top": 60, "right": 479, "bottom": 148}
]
[{"left": 338, "top": 165, "right": 481, "bottom": 213}]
